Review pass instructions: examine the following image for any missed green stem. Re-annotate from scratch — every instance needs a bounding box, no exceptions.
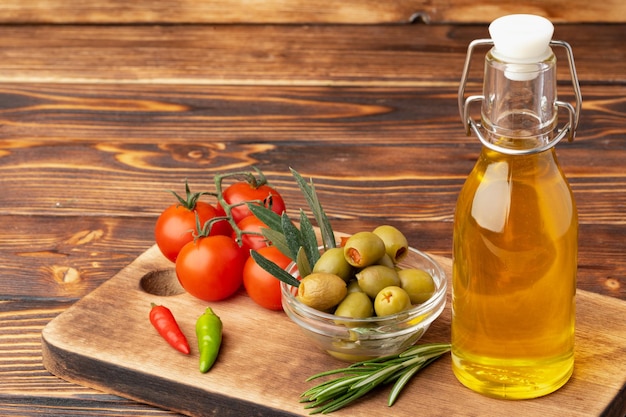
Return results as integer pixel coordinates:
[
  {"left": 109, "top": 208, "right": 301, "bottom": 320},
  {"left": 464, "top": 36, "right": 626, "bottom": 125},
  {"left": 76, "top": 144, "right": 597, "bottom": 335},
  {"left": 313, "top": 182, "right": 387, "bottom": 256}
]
[
  {"left": 212, "top": 166, "right": 269, "bottom": 246},
  {"left": 168, "top": 178, "right": 214, "bottom": 210}
]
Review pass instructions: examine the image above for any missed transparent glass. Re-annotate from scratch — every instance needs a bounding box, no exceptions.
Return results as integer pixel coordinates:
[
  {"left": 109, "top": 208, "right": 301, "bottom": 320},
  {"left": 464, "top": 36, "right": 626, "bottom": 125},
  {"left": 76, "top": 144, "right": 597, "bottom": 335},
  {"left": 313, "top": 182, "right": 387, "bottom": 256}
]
[
  {"left": 451, "top": 145, "right": 577, "bottom": 399},
  {"left": 481, "top": 51, "right": 558, "bottom": 148},
  {"left": 451, "top": 48, "right": 577, "bottom": 399},
  {"left": 281, "top": 247, "right": 447, "bottom": 362}
]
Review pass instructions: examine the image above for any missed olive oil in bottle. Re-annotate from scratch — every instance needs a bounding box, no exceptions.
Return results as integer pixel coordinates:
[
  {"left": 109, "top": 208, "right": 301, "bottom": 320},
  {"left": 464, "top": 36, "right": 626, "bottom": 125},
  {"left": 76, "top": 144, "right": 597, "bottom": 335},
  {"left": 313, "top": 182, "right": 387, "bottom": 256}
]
[{"left": 452, "top": 14, "right": 582, "bottom": 399}]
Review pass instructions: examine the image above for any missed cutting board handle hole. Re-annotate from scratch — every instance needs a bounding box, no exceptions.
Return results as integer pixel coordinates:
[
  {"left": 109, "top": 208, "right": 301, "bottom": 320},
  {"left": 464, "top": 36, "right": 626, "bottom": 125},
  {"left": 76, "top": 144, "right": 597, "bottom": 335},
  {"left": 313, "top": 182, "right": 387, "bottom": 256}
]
[{"left": 140, "top": 269, "right": 186, "bottom": 297}]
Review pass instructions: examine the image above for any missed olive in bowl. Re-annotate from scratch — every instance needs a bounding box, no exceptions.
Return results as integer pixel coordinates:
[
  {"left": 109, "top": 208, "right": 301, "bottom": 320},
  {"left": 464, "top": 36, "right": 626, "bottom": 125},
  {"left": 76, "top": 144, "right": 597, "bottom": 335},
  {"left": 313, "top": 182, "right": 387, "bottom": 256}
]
[{"left": 280, "top": 246, "right": 447, "bottom": 362}]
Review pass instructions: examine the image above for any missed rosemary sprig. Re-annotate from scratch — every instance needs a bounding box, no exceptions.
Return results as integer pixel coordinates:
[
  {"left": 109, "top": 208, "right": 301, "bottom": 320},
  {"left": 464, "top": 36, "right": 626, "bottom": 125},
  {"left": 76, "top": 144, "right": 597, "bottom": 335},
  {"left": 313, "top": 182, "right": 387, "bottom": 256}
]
[
  {"left": 290, "top": 168, "right": 336, "bottom": 251},
  {"left": 247, "top": 168, "right": 336, "bottom": 287},
  {"left": 301, "top": 343, "right": 451, "bottom": 414}
]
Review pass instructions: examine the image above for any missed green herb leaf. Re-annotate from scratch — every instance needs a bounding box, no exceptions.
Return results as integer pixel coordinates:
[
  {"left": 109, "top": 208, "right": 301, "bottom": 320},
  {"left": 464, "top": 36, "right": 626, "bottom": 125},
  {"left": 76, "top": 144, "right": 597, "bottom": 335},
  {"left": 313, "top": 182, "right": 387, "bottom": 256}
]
[
  {"left": 249, "top": 250, "right": 300, "bottom": 287},
  {"left": 281, "top": 213, "right": 304, "bottom": 261},
  {"left": 299, "top": 209, "right": 321, "bottom": 266},
  {"left": 387, "top": 361, "right": 422, "bottom": 406},
  {"left": 296, "top": 246, "right": 312, "bottom": 279},
  {"left": 301, "top": 343, "right": 451, "bottom": 414},
  {"left": 260, "top": 228, "right": 293, "bottom": 261},
  {"left": 290, "top": 168, "right": 336, "bottom": 250},
  {"left": 247, "top": 203, "right": 283, "bottom": 232}
]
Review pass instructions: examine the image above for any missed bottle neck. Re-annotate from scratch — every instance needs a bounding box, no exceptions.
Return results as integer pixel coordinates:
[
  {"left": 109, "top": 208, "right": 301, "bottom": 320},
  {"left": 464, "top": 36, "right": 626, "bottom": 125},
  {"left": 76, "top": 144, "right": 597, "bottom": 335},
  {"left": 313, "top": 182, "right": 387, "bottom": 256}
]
[{"left": 481, "top": 49, "right": 558, "bottom": 151}]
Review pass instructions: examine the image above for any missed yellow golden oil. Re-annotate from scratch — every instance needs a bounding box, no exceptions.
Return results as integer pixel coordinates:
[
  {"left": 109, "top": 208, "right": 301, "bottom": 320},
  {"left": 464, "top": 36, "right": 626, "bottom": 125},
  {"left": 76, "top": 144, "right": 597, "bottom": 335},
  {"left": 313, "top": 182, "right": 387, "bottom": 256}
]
[{"left": 451, "top": 146, "right": 577, "bottom": 399}]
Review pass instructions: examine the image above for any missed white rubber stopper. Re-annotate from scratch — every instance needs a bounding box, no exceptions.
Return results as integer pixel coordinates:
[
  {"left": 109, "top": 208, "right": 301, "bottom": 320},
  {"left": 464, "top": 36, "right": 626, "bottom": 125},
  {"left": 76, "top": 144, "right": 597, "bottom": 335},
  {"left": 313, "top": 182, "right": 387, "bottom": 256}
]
[{"left": 489, "top": 14, "right": 554, "bottom": 81}]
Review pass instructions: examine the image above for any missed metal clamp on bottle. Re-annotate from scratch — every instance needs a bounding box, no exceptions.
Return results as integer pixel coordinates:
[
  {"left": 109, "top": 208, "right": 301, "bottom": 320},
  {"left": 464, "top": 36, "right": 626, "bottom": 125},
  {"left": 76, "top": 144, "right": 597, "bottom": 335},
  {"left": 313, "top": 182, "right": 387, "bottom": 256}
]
[{"left": 458, "top": 38, "right": 582, "bottom": 155}]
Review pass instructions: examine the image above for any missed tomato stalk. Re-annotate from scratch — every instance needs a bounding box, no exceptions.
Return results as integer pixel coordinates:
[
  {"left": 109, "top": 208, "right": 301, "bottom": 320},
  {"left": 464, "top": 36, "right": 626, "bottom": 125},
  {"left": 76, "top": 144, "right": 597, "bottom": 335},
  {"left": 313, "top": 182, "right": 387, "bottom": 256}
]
[
  {"left": 194, "top": 215, "right": 231, "bottom": 238},
  {"left": 192, "top": 211, "right": 265, "bottom": 249},
  {"left": 212, "top": 167, "right": 277, "bottom": 246},
  {"left": 164, "top": 168, "right": 278, "bottom": 249},
  {"left": 213, "top": 166, "right": 269, "bottom": 190},
  {"left": 168, "top": 178, "right": 209, "bottom": 210}
]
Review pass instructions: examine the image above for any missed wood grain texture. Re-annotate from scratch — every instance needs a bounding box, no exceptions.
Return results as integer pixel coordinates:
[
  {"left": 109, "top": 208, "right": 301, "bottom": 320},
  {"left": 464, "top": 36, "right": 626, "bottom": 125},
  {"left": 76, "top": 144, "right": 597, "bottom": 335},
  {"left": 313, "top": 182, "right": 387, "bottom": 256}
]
[
  {"left": 0, "top": 299, "right": 178, "bottom": 416},
  {"left": 0, "top": 25, "right": 623, "bottom": 85},
  {"left": 0, "top": 0, "right": 624, "bottom": 24},
  {"left": 41, "top": 245, "right": 626, "bottom": 417},
  {"left": 0, "top": 82, "right": 624, "bottom": 304},
  {"left": 0, "top": 16, "right": 624, "bottom": 417},
  {"left": 0, "top": 214, "right": 623, "bottom": 300}
]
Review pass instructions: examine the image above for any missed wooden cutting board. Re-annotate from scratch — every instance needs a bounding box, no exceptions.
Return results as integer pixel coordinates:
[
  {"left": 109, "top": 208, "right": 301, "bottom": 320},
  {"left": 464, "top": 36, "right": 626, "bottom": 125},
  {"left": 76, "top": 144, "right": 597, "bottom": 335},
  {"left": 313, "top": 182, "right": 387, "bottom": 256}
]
[{"left": 41, "top": 244, "right": 626, "bottom": 417}]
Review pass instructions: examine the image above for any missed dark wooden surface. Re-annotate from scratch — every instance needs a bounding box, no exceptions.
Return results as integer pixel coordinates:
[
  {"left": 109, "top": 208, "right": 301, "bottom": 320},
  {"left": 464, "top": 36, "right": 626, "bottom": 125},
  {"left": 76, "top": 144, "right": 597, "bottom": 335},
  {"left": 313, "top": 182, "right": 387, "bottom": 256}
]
[
  {"left": 0, "top": 0, "right": 624, "bottom": 23},
  {"left": 0, "top": 4, "right": 625, "bottom": 416}
]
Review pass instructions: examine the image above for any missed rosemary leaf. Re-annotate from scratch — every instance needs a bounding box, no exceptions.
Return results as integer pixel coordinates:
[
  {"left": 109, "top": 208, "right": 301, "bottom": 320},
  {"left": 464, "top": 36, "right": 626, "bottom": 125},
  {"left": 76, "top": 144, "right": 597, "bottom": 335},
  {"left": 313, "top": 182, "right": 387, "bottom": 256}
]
[
  {"left": 349, "top": 363, "right": 403, "bottom": 390},
  {"left": 249, "top": 250, "right": 300, "bottom": 287},
  {"left": 380, "top": 358, "right": 425, "bottom": 386},
  {"left": 305, "top": 375, "right": 363, "bottom": 403},
  {"left": 302, "top": 375, "right": 356, "bottom": 399},
  {"left": 289, "top": 168, "right": 336, "bottom": 250},
  {"left": 313, "top": 384, "right": 373, "bottom": 415},
  {"left": 387, "top": 361, "right": 423, "bottom": 406}
]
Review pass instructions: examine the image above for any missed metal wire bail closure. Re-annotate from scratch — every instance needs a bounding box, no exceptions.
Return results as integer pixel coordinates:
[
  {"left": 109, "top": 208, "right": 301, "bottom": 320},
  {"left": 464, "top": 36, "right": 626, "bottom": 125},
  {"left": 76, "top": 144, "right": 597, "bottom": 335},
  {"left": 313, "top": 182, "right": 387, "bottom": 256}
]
[{"left": 458, "top": 39, "right": 583, "bottom": 155}]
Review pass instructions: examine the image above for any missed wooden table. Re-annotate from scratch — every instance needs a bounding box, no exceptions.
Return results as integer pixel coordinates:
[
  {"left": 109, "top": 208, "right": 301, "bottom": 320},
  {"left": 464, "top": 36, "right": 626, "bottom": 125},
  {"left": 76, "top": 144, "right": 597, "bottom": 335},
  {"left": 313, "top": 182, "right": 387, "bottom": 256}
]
[{"left": 0, "top": 2, "right": 624, "bottom": 416}]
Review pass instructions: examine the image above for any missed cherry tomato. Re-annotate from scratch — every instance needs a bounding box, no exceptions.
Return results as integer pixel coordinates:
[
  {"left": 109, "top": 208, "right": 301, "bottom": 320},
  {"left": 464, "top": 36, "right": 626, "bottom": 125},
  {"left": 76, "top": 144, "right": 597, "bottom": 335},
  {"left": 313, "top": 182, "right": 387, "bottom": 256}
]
[
  {"left": 155, "top": 201, "right": 231, "bottom": 263},
  {"left": 176, "top": 235, "right": 247, "bottom": 301},
  {"left": 243, "top": 246, "right": 292, "bottom": 311},
  {"left": 217, "top": 181, "right": 286, "bottom": 224},
  {"left": 234, "top": 215, "right": 270, "bottom": 254}
]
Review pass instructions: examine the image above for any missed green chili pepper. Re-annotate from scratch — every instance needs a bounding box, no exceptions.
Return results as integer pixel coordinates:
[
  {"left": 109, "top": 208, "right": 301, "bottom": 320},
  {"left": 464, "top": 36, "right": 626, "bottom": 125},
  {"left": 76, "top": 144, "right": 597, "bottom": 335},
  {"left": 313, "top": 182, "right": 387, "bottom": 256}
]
[{"left": 195, "top": 307, "right": 223, "bottom": 373}]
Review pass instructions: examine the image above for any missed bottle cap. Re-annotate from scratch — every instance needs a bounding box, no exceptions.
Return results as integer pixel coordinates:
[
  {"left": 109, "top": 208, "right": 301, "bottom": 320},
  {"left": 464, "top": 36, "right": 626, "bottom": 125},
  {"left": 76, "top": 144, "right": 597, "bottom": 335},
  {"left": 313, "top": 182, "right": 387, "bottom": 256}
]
[
  {"left": 489, "top": 14, "right": 554, "bottom": 80},
  {"left": 489, "top": 14, "right": 554, "bottom": 63}
]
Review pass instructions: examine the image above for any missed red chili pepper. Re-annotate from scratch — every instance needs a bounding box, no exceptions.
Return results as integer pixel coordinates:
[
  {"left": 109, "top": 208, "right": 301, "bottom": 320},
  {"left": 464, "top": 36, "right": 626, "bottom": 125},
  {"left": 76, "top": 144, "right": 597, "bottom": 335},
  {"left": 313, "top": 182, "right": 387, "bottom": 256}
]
[{"left": 149, "top": 303, "right": 190, "bottom": 355}]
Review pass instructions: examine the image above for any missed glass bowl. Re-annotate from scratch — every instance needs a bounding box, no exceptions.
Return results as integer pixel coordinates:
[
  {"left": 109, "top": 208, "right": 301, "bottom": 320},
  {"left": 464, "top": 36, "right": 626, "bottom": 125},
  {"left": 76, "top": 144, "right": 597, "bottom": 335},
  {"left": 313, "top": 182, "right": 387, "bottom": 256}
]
[{"left": 280, "top": 246, "right": 447, "bottom": 362}]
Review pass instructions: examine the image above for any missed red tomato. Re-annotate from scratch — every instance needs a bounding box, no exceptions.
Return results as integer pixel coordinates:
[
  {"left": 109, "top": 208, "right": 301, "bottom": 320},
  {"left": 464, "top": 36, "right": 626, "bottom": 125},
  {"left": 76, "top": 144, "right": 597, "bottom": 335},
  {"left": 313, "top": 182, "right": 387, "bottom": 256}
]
[
  {"left": 243, "top": 246, "right": 292, "bottom": 311},
  {"left": 234, "top": 215, "right": 270, "bottom": 254},
  {"left": 155, "top": 201, "right": 231, "bottom": 263},
  {"left": 217, "top": 181, "right": 286, "bottom": 224},
  {"left": 176, "top": 235, "right": 247, "bottom": 301}
]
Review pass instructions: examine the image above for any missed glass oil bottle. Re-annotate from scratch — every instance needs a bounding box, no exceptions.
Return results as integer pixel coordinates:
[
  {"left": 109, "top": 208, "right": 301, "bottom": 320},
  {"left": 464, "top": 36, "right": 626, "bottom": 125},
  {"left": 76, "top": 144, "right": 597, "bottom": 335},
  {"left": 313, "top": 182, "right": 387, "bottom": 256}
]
[{"left": 452, "top": 14, "right": 583, "bottom": 399}]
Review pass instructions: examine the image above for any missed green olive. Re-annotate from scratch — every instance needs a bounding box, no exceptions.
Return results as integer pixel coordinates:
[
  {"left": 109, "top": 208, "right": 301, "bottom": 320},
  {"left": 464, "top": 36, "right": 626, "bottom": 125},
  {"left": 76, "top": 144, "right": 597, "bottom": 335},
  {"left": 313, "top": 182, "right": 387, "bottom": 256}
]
[
  {"left": 375, "top": 253, "right": 395, "bottom": 269},
  {"left": 346, "top": 279, "right": 363, "bottom": 293},
  {"left": 398, "top": 268, "right": 436, "bottom": 304},
  {"left": 374, "top": 286, "right": 412, "bottom": 317},
  {"left": 355, "top": 265, "right": 400, "bottom": 299},
  {"left": 313, "top": 247, "right": 354, "bottom": 282},
  {"left": 343, "top": 231, "right": 386, "bottom": 268},
  {"left": 334, "top": 292, "right": 374, "bottom": 320},
  {"left": 296, "top": 272, "right": 347, "bottom": 311},
  {"left": 372, "top": 225, "right": 409, "bottom": 264}
]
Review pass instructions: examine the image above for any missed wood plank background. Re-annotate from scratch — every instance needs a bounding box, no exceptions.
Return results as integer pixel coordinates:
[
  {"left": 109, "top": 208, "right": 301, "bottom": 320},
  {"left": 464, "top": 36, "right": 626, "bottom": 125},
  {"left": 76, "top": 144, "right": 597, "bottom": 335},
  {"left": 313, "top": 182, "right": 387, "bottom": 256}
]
[
  {"left": 0, "top": 0, "right": 625, "bottom": 24},
  {"left": 0, "top": 25, "right": 624, "bottom": 86},
  {"left": 0, "top": 2, "right": 625, "bottom": 416}
]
